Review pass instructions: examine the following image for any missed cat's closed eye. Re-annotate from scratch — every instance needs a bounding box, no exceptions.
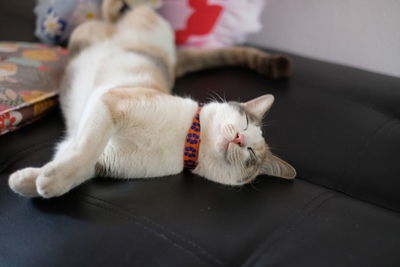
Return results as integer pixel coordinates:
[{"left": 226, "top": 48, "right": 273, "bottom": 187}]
[
  {"left": 246, "top": 147, "right": 258, "bottom": 167},
  {"left": 248, "top": 147, "right": 256, "bottom": 157}
]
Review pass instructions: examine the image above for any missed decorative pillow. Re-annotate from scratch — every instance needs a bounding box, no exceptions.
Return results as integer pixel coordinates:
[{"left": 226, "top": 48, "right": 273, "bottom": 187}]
[
  {"left": 34, "top": 0, "right": 102, "bottom": 45},
  {"left": 0, "top": 42, "right": 68, "bottom": 135},
  {"left": 160, "top": 0, "right": 265, "bottom": 48},
  {"left": 34, "top": 0, "right": 265, "bottom": 48}
]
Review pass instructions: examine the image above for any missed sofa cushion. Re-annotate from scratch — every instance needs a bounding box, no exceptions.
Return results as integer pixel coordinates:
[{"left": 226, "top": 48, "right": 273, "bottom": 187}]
[
  {"left": 1, "top": 110, "right": 400, "bottom": 266},
  {"left": 2, "top": 0, "right": 400, "bottom": 266},
  {"left": 1, "top": 51, "right": 400, "bottom": 266}
]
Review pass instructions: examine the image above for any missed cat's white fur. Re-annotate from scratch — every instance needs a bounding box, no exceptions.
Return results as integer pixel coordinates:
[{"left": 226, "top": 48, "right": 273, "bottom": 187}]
[{"left": 9, "top": 6, "right": 295, "bottom": 198}]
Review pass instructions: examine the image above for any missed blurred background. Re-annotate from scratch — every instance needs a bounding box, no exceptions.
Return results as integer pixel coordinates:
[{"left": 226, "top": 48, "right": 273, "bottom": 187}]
[
  {"left": 0, "top": 0, "right": 399, "bottom": 78},
  {"left": 248, "top": 0, "right": 400, "bottom": 78}
]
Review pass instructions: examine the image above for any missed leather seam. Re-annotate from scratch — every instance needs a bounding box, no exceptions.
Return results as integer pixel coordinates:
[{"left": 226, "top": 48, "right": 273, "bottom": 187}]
[
  {"left": 339, "top": 118, "right": 399, "bottom": 181},
  {"left": 79, "top": 194, "right": 224, "bottom": 267},
  {"left": 241, "top": 191, "right": 336, "bottom": 267}
]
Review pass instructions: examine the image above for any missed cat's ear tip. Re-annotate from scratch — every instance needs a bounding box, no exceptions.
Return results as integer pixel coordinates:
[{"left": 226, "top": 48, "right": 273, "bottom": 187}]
[
  {"left": 264, "top": 94, "right": 274, "bottom": 100},
  {"left": 285, "top": 168, "right": 297, "bottom": 179},
  {"left": 282, "top": 163, "right": 297, "bottom": 179},
  {"left": 260, "top": 94, "right": 275, "bottom": 105},
  {"left": 253, "top": 94, "right": 275, "bottom": 102}
]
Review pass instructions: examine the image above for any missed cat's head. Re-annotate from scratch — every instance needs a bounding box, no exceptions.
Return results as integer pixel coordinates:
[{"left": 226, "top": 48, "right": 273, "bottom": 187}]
[{"left": 194, "top": 94, "right": 296, "bottom": 185}]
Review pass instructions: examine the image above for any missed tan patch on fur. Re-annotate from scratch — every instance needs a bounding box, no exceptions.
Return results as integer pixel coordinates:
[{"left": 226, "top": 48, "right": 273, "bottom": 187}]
[
  {"left": 116, "top": 44, "right": 174, "bottom": 87},
  {"left": 123, "top": 44, "right": 172, "bottom": 72},
  {"left": 101, "top": 87, "right": 166, "bottom": 124},
  {"left": 68, "top": 20, "right": 115, "bottom": 56},
  {"left": 93, "top": 61, "right": 171, "bottom": 93},
  {"left": 129, "top": 64, "right": 171, "bottom": 91}
]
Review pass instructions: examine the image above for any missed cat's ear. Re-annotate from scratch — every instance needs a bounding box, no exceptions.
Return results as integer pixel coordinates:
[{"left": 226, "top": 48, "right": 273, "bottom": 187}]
[
  {"left": 260, "top": 154, "right": 296, "bottom": 179},
  {"left": 243, "top": 94, "right": 274, "bottom": 121}
]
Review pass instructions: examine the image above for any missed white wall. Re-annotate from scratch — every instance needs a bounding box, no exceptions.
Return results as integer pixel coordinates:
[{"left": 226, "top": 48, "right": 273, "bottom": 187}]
[{"left": 248, "top": 0, "right": 400, "bottom": 77}]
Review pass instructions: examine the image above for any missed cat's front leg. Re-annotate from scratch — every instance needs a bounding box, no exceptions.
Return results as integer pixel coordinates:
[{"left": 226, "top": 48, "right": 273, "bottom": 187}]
[
  {"left": 9, "top": 144, "right": 97, "bottom": 198},
  {"left": 35, "top": 154, "right": 96, "bottom": 198},
  {"left": 8, "top": 138, "right": 77, "bottom": 198}
]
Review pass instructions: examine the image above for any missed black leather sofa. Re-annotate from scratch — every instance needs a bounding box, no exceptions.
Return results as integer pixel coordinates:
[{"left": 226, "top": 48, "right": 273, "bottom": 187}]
[{"left": 1, "top": 1, "right": 400, "bottom": 266}]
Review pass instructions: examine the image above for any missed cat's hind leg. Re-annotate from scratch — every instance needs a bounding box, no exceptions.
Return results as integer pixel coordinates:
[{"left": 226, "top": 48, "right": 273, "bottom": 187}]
[
  {"left": 9, "top": 89, "right": 117, "bottom": 198},
  {"left": 35, "top": 89, "right": 117, "bottom": 198}
]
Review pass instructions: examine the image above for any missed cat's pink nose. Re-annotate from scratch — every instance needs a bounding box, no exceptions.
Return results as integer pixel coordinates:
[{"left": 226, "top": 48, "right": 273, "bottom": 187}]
[{"left": 232, "top": 133, "right": 246, "bottom": 147}]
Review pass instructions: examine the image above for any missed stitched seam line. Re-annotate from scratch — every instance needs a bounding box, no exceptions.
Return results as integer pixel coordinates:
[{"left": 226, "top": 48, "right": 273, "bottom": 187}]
[
  {"left": 79, "top": 194, "right": 224, "bottom": 267},
  {"left": 242, "top": 191, "right": 335, "bottom": 267},
  {"left": 245, "top": 193, "right": 337, "bottom": 267},
  {"left": 80, "top": 198, "right": 208, "bottom": 266},
  {"left": 339, "top": 118, "right": 399, "bottom": 181}
]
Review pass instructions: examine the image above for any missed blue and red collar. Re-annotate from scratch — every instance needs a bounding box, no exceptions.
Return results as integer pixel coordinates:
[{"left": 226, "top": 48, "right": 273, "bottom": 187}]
[{"left": 183, "top": 103, "right": 203, "bottom": 169}]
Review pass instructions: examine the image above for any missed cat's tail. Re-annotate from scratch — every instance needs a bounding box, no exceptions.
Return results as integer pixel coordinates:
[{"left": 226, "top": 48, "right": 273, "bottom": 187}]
[{"left": 175, "top": 46, "right": 291, "bottom": 79}]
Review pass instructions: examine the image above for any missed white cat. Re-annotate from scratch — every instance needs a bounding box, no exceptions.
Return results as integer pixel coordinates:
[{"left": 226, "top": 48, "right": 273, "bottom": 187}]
[{"left": 9, "top": 5, "right": 295, "bottom": 198}]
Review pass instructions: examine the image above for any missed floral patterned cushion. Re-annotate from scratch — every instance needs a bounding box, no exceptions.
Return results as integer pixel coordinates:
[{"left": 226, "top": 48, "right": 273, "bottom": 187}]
[
  {"left": 0, "top": 42, "right": 68, "bottom": 135},
  {"left": 34, "top": 0, "right": 265, "bottom": 48}
]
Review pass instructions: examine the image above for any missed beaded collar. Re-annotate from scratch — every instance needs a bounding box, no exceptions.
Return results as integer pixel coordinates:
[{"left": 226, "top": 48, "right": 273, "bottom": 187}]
[{"left": 183, "top": 103, "right": 203, "bottom": 169}]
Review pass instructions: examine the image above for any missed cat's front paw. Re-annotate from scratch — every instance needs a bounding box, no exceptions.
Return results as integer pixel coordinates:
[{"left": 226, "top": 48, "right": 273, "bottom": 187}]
[
  {"left": 36, "top": 163, "right": 76, "bottom": 198},
  {"left": 36, "top": 161, "right": 93, "bottom": 198},
  {"left": 9, "top": 167, "right": 41, "bottom": 197},
  {"left": 36, "top": 172, "right": 71, "bottom": 199}
]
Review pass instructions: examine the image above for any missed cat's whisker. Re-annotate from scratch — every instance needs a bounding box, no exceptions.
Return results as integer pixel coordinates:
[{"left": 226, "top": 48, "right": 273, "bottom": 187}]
[
  {"left": 208, "top": 90, "right": 226, "bottom": 103},
  {"left": 222, "top": 91, "right": 227, "bottom": 103},
  {"left": 229, "top": 148, "right": 237, "bottom": 164},
  {"left": 260, "top": 120, "right": 277, "bottom": 127},
  {"left": 226, "top": 151, "right": 231, "bottom": 163},
  {"left": 205, "top": 95, "right": 218, "bottom": 103},
  {"left": 260, "top": 122, "right": 271, "bottom": 127},
  {"left": 230, "top": 149, "right": 236, "bottom": 163},
  {"left": 222, "top": 125, "right": 233, "bottom": 138},
  {"left": 216, "top": 91, "right": 226, "bottom": 103},
  {"left": 249, "top": 179, "right": 262, "bottom": 192},
  {"left": 235, "top": 149, "right": 246, "bottom": 171},
  {"left": 233, "top": 148, "right": 240, "bottom": 164},
  {"left": 206, "top": 91, "right": 218, "bottom": 103},
  {"left": 227, "top": 124, "right": 236, "bottom": 137}
]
